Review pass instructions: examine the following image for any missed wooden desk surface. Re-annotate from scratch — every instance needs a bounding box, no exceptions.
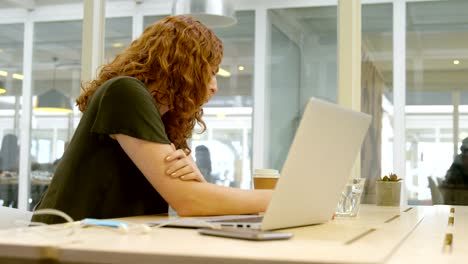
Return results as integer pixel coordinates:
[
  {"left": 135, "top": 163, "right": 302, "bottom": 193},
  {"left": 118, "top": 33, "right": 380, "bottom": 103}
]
[
  {"left": 389, "top": 205, "right": 468, "bottom": 263},
  {"left": 0, "top": 205, "right": 429, "bottom": 264}
]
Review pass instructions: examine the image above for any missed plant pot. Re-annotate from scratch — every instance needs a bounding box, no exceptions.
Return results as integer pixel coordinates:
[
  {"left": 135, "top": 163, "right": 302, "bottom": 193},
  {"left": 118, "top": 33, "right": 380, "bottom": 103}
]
[{"left": 376, "top": 181, "right": 402, "bottom": 206}]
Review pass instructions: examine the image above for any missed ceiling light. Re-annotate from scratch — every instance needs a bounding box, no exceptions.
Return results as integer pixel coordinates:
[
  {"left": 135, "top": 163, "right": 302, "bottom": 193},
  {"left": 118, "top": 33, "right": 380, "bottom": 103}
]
[
  {"left": 238, "top": 65, "right": 244, "bottom": 71},
  {"left": 216, "top": 113, "right": 226, "bottom": 119},
  {"left": 35, "top": 90, "right": 73, "bottom": 113},
  {"left": 34, "top": 90, "right": 73, "bottom": 113},
  {"left": 0, "top": 81, "right": 5, "bottom": 94},
  {"left": 0, "top": 70, "right": 7, "bottom": 77},
  {"left": 453, "top": 60, "right": 460, "bottom": 65},
  {"left": 12, "top": 73, "right": 24, "bottom": 80},
  {"left": 112, "top": 42, "right": 124, "bottom": 48},
  {"left": 172, "top": 0, "right": 237, "bottom": 28},
  {"left": 217, "top": 67, "right": 231, "bottom": 77},
  {"left": 34, "top": 57, "right": 72, "bottom": 113}
]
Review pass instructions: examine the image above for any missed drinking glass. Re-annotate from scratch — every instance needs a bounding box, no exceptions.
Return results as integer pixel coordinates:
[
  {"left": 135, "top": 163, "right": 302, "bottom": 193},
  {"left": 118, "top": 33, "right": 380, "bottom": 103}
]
[{"left": 335, "top": 178, "right": 366, "bottom": 217}]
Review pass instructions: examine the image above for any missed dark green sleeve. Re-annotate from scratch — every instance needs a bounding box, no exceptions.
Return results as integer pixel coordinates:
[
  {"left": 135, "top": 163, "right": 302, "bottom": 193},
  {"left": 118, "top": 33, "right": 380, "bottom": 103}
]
[{"left": 90, "top": 77, "right": 171, "bottom": 144}]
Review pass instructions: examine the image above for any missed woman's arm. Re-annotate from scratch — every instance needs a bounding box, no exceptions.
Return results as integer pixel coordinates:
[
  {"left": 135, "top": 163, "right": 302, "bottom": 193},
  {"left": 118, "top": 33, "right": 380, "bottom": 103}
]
[{"left": 113, "top": 133, "right": 272, "bottom": 216}]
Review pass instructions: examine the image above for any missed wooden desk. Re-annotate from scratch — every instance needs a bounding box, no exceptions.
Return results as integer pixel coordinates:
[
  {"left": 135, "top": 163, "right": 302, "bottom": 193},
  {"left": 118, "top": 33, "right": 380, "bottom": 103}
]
[
  {"left": 0, "top": 205, "right": 429, "bottom": 264},
  {"left": 389, "top": 205, "right": 468, "bottom": 263}
]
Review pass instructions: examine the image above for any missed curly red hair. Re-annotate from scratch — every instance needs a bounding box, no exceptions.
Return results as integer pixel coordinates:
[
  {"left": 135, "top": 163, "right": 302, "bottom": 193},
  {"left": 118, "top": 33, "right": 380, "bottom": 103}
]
[{"left": 76, "top": 15, "right": 223, "bottom": 152}]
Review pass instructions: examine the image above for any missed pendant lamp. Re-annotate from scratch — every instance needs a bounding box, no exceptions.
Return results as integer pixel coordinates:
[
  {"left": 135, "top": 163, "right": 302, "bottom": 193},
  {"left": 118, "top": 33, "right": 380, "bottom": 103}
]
[
  {"left": 35, "top": 90, "right": 72, "bottom": 113},
  {"left": 34, "top": 57, "right": 73, "bottom": 113},
  {"left": 172, "top": 0, "right": 237, "bottom": 28},
  {"left": 0, "top": 80, "right": 5, "bottom": 94}
]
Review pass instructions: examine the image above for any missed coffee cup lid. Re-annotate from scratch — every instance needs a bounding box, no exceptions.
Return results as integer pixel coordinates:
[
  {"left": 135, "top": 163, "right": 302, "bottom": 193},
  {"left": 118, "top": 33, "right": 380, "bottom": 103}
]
[{"left": 254, "top": 168, "right": 280, "bottom": 177}]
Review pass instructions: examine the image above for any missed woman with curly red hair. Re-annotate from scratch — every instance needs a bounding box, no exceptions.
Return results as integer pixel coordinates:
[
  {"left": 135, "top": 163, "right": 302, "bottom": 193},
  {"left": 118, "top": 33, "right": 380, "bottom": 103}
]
[{"left": 33, "top": 15, "right": 272, "bottom": 224}]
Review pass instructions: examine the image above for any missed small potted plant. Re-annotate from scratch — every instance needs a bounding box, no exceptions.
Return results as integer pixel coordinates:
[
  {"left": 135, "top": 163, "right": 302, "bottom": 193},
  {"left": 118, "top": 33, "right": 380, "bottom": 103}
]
[{"left": 376, "top": 173, "right": 402, "bottom": 206}]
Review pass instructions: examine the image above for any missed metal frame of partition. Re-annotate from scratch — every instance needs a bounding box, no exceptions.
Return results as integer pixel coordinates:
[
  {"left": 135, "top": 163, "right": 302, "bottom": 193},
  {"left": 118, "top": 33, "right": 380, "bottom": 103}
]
[
  {"left": 393, "top": 0, "right": 406, "bottom": 206},
  {"left": 252, "top": 7, "right": 269, "bottom": 170},
  {"left": 0, "top": 0, "right": 419, "bottom": 210},
  {"left": 18, "top": 18, "right": 34, "bottom": 211}
]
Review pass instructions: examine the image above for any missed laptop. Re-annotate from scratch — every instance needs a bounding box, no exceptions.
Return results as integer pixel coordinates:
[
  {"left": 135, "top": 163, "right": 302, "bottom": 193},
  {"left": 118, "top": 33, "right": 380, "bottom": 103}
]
[
  {"left": 0, "top": 206, "right": 33, "bottom": 229},
  {"left": 149, "top": 98, "right": 371, "bottom": 230}
]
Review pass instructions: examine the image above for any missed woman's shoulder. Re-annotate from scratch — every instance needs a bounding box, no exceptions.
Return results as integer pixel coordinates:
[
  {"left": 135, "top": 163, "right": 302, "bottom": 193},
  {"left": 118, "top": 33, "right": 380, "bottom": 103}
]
[
  {"left": 87, "top": 76, "right": 151, "bottom": 111},
  {"left": 104, "top": 76, "right": 147, "bottom": 90},
  {"left": 96, "top": 76, "right": 149, "bottom": 98}
]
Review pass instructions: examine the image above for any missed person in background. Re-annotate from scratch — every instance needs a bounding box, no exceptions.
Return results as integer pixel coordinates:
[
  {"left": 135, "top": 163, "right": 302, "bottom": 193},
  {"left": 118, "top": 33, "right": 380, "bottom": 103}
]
[
  {"left": 195, "top": 145, "right": 214, "bottom": 183},
  {"left": 0, "top": 134, "right": 19, "bottom": 173},
  {"left": 33, "top": 15, "right": 272, "bottom": 224},
  {"left": 443, "top": 137, "right": 468, "bottom": 186},
  {"left": 0, "top": 134, "right": 19, "bottom": 207}
]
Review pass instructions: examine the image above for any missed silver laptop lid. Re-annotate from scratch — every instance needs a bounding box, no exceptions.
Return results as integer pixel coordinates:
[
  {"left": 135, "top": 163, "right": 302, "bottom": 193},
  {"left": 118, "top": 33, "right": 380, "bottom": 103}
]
[{"left": 261, "top": 98, "right": 371, "bottom": 230}]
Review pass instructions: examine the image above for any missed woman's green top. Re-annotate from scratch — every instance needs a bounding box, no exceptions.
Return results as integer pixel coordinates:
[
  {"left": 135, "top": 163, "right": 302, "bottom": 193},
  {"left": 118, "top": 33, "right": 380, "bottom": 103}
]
[{"left": 33, "top": 76, "right": 171, "bottom": 224}]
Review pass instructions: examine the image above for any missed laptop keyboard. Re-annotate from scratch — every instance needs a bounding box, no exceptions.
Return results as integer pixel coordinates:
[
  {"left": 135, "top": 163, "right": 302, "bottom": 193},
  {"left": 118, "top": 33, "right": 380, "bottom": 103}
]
[{"left": 211, "top": 216, "right": 264, "bottom": 223}]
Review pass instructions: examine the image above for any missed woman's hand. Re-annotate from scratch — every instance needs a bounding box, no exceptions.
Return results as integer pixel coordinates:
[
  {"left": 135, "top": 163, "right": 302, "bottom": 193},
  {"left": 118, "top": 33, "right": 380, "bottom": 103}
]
[{"left": 165, "top": 145, "right": 206, "bottom": 182}]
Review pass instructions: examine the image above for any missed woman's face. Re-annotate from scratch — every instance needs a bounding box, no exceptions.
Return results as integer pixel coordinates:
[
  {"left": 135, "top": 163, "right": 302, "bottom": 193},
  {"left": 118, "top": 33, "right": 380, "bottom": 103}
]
[{"left": 207, "top": 75, "right": 218, "bottom": 101}]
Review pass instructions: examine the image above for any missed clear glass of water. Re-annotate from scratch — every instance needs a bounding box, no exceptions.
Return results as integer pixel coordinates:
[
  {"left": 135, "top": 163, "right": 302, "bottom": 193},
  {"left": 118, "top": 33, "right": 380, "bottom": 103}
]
[{"left": 335, "top": 178, "right": 366, "bottom": 217}]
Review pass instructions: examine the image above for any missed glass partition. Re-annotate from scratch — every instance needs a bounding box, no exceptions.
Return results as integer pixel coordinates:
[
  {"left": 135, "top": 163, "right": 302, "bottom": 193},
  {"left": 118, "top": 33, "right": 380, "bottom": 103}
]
[
  {"left": 31, "top": 20, "right": 83, "bottom": 209},
  {"left": 143, "top": 15, "right": 167, "bottom": 28},
  {"left": 207, "top": 11, "right": 255, "bottom": 188},
  {"left": 104, "top": 17, "right": 132, "bottom": 63},
  {"left": 267, "top": 6, "right": 338, "bottom": 171},
  {"left": 360, "top": 3, "right": 393, "bottom": 203},
  {"left": 0, "top": 24, "right": 24, "bottom": 208},
  {"left": 405, "top": 0, "right": 468, "bottom": 205}
]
